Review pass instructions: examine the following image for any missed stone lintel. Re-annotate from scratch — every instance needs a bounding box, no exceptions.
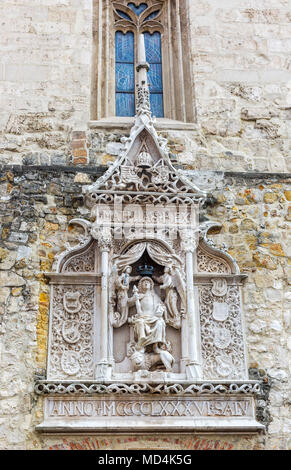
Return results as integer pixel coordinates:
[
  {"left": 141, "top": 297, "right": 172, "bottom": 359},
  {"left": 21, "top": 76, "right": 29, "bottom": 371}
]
[
  {"left": 44, "top": 273, "right": 100, "bottom": 285},
  {"left": 88, "top": 118, "right": 198, "bottom": 131},
  {"left": 194, "top": 274, "right": 248, "bottom": 285}
]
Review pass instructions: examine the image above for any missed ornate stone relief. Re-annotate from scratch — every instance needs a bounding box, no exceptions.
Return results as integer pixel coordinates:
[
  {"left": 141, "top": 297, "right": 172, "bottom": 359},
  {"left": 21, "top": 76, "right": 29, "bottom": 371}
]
[
  {"left": 198, "top": 284, "right": 246, "bottom": 381},
  {"left": 37, "top": 35, "right": 263, "bottom": 434},
  {"left": 62, "top": 244, "right": 95, "bottom": 273},
  {"left": 108, "top": 241, "right": 187, "bottom": 375},
  {"left": 197, "top": 247, "right": 231, "bottom": 274},
  {"left": 35, "top": 381, "right": 261, "bottom": 396},
  {"left": 48, "top": 286, "right": 94, "bottom": 380}
]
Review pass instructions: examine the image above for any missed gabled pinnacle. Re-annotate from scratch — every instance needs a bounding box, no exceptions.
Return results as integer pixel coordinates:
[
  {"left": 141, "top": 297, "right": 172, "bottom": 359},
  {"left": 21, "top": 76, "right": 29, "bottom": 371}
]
[{"left": 85, "top": 37, "right": 206, "bottom": 199}]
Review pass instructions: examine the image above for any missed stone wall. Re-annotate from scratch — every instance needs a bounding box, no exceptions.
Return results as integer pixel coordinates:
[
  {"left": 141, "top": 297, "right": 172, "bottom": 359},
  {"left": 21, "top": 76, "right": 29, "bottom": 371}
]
[
  {"left": 0, "top": 166, "right": 290, "bottom": 449},
  {"left": 0, "top": 0, "right": 92, "bottom": 166},
  {"left": 188, "top": 0, "right": 291, "bottom": 173},
  {"left": 0, "top": 1, "right": 290, "bottom": 172},
  {"left": 0, "top": 0, "right": 290, "bottom": 450}
]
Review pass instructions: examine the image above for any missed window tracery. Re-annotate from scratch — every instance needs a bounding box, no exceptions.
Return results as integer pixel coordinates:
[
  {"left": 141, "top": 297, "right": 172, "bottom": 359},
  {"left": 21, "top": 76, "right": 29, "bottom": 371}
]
[
  {"left": 114, "top": 2, "right": 164, "bottom": 117},
  {"left": 92, "top": 0, "right": 196, "bottom": 123}
]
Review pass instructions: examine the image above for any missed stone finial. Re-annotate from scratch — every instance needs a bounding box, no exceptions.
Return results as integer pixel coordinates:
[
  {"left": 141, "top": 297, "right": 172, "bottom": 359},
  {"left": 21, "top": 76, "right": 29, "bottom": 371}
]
[{"left": 136, "top": 33, "right": 151, "bottom": 116}]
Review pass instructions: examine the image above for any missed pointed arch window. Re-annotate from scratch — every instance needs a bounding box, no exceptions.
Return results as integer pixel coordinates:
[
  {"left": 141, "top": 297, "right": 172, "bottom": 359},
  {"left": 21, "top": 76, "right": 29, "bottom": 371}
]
[
  {"left": 92, "top": 0, "right": 196, "bottom": 124},
  {"left": 114, "top": 2, "right": 164, "bottom": 118}
]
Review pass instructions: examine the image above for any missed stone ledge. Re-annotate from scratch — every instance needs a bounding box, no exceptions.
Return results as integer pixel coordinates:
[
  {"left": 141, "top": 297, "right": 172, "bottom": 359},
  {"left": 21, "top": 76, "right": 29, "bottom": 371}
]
[
  {"left": 44, "top": 273, "right": 101, "bottom": 285},
  {"left": 36, "top": 419, "right": 265, "bottom": 435},
  {"left": 88, "top": 118, "right": 198, "bottom": 131},
  {"left": 1, "top": 165, "right": 290, "bottom": 181}
]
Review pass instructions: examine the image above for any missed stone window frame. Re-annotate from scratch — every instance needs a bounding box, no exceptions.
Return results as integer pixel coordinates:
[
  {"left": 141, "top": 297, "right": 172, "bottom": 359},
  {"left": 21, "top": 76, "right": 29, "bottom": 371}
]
[{"left": 91, "top": 0, "right": 197, "bottom": 129}]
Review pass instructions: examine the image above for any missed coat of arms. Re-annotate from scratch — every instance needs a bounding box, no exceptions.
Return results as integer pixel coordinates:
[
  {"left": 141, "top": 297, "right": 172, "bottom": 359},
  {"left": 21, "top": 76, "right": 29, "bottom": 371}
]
[{"left": 63, "top": 292, "right": 82, "bottom": 314}]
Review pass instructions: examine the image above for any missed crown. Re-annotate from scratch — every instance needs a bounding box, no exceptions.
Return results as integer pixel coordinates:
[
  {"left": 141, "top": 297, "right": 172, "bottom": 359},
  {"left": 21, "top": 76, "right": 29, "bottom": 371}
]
[
  {"left": 136, "top": 151, "right": 153, "bottom": 168},
  {"left": 137, "top": 264, "right": 155, "bottom": 277}
]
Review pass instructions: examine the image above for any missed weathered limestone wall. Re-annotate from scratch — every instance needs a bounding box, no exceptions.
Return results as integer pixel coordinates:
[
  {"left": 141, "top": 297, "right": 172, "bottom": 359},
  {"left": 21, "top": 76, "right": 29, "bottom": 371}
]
[
  {"left": 0, "top": 0, "right": 92, "bottom": 165},
  {"left": 0, "top": 0, "right": 290, "bottom": 450},
  {"left": 187, "top": 0, "right": 291, "bottom": 173},
  {"left": 0, "top": 0, "right": 290, "bottom": 171},
  {"left": 0, "top": 166, "right": 290, "bottom": 449}
]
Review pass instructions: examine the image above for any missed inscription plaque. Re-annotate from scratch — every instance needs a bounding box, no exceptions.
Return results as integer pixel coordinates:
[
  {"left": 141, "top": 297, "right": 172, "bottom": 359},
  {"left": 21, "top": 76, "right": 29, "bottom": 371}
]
[
  {"left": 48, "top": 397, "right": 252, "bottom": 418},
  {"left": 36, "top": 396, "right": 264, "bottom": 433}
]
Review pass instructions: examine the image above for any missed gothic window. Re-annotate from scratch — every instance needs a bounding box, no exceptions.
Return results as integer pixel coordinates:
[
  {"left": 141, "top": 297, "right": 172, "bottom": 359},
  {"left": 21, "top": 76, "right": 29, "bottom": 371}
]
[
  {"left": 92, "top": 0, "right": 196, "bottom": 124},
  {"left": 113, "top": 3, "right": 164, "bottom": 118}
]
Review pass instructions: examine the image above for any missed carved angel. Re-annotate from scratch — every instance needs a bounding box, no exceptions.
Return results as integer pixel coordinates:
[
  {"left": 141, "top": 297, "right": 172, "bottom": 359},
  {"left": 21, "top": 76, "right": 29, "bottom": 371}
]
[
  {"left": 154, "top": 265, "right": 186, "bottom": 329},
  {"left": 110, "top": 265, "right": 140, "bottom": 328}
]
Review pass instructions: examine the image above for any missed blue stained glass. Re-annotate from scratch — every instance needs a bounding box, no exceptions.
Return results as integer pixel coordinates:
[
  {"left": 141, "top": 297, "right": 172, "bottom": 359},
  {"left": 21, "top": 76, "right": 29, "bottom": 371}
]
[
  {"left": 128, "top": 2, "right": 147, "bottom": 16},
  {"left": 150, "top": 94, "right": 164, "bottom": 118},
  {"left": 148, "top": 64, "right": 163, "bottom": 92},
  {"left": 115, "top": 31, "right": 135, "bottom": 116},
  {"left": 116, "top": 63, "right": 135, "bottom": 92},
  {"left": 144, "top": 31, "right": 164, "bottom": 117},
  {"left": 116, "top": 9, "right": 132, "bottom": 21},
  {"left": 144, "top": 10, "right": 160, "bottom": 21},
  {"left": 115, "top": 31, "right": 134, "bottom": 63},
  {"left": 144, "top": 32, "right": 162, "bottom": 63},
  {"left": 116, "top": 93, "right": 135, "bottom": 117}
]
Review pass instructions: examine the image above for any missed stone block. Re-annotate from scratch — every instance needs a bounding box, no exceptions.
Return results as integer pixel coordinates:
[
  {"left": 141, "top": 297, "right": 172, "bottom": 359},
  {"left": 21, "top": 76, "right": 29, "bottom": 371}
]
[
  {"left": 0, "top": 288, "right": 10, "bottom": 306},
  {"left": 4, "top": 65, "right": 50, "bottom": 82},
  {"left": 8, "top": 233, "right": 29, "bottom": 244},
  {"left": 249, "top": 319, "right": 267, "bottom": 334},
  {"left": 241, "top": 107, "right": 278, "bottom": 120},
  {"left": 264, "top": 287, "right": 282, "bottom": 302},
  {"left": 0, "top": 272, "right": 25, "bottom": 287},
  {"left": 0, "top": 249, "right": 16, "bottom": 270},
  {"left": 74, "top": 173, "right": 92, "bottom": 184},
  {"left": 51, "top": 153, "right": 67, "bottom": 165}
]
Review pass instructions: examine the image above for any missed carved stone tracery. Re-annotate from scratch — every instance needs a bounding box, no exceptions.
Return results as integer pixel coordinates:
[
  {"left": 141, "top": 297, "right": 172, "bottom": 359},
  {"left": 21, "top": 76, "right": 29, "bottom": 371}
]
[
  {"left": 199, "top": 284, "right": 246, "bottom": 381},
  {"left": 197, "top": 247, "right": 231, "bottom": 274},
  {"left": 35, "top": 381, "right": 262, "bottom": 396},
  {"left": 62, "top": 243, "right": 95, "bottom": 273},
  {"left": 48, "top": 286, "right": 94, "bottom": 380}
]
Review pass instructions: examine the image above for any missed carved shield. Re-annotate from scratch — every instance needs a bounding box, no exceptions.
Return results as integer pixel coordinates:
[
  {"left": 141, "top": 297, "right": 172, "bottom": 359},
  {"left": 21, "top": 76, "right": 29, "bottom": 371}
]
[
  {"left": 213, "top": 302, "right": 229, "bottom": 322},
  {"left": 216, "top": 354, "right": 233, "bottom": 377},
  {"left": 152, "top": 166, "right": 169, "bottom": 185},
  {"left": 63, "top": 292, "right": 81, "bottom": 314},
  {"left": 211, "top": 278, "right": 228, "bottom": 297},
  {"left": 60, "top": 351, "right": 80, "bottom": 376},
  {"left": 62, "top": 321, "right": 80, "bottom": 344},
  {"left": 214, "top": 327, "right": 231, "bottom": 349}
]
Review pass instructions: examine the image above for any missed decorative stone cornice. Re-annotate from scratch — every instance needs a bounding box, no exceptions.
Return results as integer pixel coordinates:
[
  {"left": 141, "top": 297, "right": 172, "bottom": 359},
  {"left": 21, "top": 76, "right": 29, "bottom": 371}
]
[{"left": 34, "top": 381, "right": 261, "bottom": 396}]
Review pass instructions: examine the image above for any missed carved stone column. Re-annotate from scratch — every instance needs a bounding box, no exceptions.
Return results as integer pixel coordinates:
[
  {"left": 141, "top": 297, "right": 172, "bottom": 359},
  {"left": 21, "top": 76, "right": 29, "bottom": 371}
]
[
  {"left": 181, "top": 230, "right": 202, "bottom": 380},
  {"left": 92, "top": 227, "right": 112, "bottom": 380}
]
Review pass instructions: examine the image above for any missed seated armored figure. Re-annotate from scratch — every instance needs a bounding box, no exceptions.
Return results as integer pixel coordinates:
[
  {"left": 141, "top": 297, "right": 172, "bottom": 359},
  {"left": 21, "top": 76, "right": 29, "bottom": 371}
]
[{"left": 128, "top": 277, "right": 167, "bottom": 350}]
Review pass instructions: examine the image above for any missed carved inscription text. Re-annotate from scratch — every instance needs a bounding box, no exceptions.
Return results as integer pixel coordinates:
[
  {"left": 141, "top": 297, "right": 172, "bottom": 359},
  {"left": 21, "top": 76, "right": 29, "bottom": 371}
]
[{"left": 46, "top": 397, "right": 252, "bottom": 419}]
